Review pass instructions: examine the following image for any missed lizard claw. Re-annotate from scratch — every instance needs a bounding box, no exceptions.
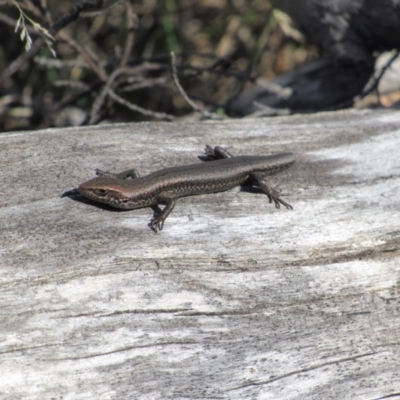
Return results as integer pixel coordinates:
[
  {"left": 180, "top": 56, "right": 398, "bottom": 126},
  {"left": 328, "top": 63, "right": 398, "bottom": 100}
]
[
  {"left": 149, "top": 217, "right": 165, "bottom": 232},
  {"left": 270, "top": 188, "right": 293, "bottom": 210}
]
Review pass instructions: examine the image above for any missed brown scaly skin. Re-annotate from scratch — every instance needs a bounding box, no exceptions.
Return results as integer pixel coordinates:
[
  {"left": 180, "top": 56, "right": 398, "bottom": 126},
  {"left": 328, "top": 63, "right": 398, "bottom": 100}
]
[{"left": 74, "top": 145, "right": 294, "bottom": 232}]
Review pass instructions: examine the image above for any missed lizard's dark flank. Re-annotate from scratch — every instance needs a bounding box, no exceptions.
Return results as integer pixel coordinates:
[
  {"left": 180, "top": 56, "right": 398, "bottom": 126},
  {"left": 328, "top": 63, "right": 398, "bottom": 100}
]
[{"left": 76, "top": 145, "right": 295, "bottom": 232}]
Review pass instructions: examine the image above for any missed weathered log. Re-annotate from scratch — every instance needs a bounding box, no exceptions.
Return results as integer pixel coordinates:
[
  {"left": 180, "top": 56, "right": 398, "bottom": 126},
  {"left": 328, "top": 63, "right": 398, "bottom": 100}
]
[{"left": 1, "top": 109, "right": 400, "bottom": 399}]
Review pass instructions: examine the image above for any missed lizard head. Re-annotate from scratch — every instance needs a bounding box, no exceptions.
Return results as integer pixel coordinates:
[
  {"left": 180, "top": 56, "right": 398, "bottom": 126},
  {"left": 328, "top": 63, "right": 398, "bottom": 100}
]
[{"left": 78, "top": 176, "right": 145, "bottom": 209}]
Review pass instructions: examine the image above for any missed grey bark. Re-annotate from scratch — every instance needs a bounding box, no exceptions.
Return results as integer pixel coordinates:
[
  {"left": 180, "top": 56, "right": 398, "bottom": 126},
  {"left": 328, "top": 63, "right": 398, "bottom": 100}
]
[{"left": 1, "top": 109, "right": 400, "bottom": 399}]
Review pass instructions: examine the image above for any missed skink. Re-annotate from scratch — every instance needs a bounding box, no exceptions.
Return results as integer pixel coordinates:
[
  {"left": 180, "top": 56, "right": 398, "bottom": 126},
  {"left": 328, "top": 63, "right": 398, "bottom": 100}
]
[{"left": 74, "top": 145, "right": 294, "bottom": 232}]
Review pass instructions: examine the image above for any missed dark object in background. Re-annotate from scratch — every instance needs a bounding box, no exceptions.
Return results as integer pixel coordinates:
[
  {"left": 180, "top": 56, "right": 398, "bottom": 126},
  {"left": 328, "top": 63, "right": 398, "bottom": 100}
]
[
  {"left": 228, "top": 0, "right": 400, "bottom": 116},
  {"left": 228, "top": 59, "right": 373, "bottom": 117}
]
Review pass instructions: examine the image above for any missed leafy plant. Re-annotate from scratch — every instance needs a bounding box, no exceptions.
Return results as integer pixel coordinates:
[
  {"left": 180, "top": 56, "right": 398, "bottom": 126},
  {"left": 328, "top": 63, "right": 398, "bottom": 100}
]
[{"left": 9, "top": 0, "right": 56, "bottom": 56}]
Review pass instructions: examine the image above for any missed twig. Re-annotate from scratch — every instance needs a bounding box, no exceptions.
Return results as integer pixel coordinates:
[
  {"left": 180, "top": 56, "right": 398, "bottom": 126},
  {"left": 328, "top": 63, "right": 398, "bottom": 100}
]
[
  {"left": 38, "top": 0, "right": 54, "bottom": 26},
  {"left": 34, "top": 56, "right": 92, "bottom": 69},
  {"left": 0, "top": 0, "right": 103, "bottom": 85},
  {"left": 170, "top": 52, "right": 224, "bottom": 119},
  {"left": 108, "top": 89, "right": 175, "bottom": 121},
  {"left": 88, "top": 64, "right": 163, "bottom": 124},
  {"left": 57, "top": 30, "right": 107, "bottom": 81},
  {"left": 358, "top": 51, "right": 400, "bottom": 100},
  {"left": 50, "top": 80, "right": 103, "bottom": 114},
  {"left": 0, "top": 11, "right": 36, "bottom": 31},
  {"left": 50, "top": 0, "right": 103, "bottom": 33},
  {"left": 119, "top": 0, "right": 137, "bottom": 68},
  {"left": 119, "top": 77, "right": 169, "bottom": 92},
  {"left": 80, "top": 0, "right": 124, "bottom": 18},
  {"left": 19, "top": 0, "right": 45, "bottom": 20},
  {"left": 53, "top": 79, "right": 90, "bottom": 90}
]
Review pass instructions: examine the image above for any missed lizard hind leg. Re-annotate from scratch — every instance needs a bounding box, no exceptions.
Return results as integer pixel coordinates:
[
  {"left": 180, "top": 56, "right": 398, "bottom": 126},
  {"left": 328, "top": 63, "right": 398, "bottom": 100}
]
[
  {"left": 203, "top": 145, "right": 234, "bottom": 160},
  {"left": 251, "top": 172, "right": 293, "bottom": 210}
]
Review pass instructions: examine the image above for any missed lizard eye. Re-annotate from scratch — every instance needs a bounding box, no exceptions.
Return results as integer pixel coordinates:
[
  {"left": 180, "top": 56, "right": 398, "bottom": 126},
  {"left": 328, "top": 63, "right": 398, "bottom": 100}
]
[{"left": 95, "top": 189, "right": 108, "bottom": 196}]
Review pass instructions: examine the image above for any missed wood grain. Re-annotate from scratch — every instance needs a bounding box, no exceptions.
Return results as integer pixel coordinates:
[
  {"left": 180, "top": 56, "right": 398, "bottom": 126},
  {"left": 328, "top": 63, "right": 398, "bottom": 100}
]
[{"left": 1, "top": 109, "right": 400, "bottom": 399}]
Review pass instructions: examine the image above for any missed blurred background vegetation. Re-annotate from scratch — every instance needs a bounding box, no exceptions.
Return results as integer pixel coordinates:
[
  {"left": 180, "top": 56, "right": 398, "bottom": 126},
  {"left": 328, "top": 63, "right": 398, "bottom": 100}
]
[{"left": 0, "top": 0, "right": 317, "bottom": 131}]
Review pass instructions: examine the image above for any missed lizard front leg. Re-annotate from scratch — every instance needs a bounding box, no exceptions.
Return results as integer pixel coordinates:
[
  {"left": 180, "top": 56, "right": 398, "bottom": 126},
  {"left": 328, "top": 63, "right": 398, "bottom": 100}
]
[{"left": 149, "top": 199, "right": 176, "bottom": 232}]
